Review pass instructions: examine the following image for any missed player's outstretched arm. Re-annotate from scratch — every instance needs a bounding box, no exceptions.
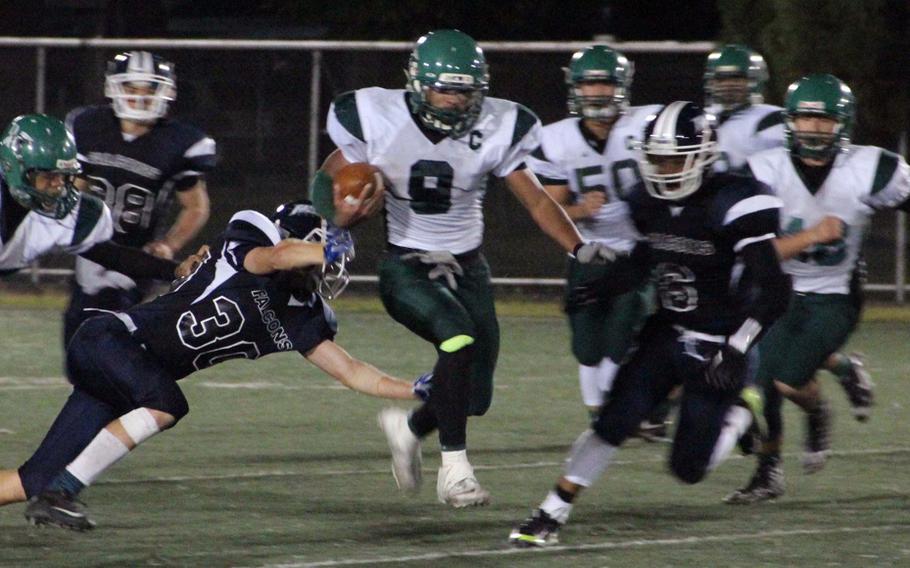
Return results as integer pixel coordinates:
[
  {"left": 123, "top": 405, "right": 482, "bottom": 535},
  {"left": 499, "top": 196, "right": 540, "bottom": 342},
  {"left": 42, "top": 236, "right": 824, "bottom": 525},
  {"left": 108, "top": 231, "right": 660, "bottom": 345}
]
[
  {"left": 242, "top": 239, "right": 324, "bottom": 275},
  {"left": 146, "top": 181, "right": 211, "bottom": 259},
  {"left": 304, "top": 340, "right": 419, "bottom": 400},
  {"left": 80, "top": 241, "right": 178, "bottom": 280},
  {"left": 505, "top": 168, "right": 583, "bottom": 253}
]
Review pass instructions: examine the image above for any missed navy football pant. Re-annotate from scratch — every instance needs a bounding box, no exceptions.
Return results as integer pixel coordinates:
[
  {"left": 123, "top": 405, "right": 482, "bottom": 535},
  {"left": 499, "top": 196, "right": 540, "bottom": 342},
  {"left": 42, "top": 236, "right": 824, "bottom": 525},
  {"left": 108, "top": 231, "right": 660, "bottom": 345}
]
[
  {"left": 19, "top": 315, "right": 188, "bottom": 497},
  {"left": 592, "top": 321, "right": 747, "bottom": 484}
]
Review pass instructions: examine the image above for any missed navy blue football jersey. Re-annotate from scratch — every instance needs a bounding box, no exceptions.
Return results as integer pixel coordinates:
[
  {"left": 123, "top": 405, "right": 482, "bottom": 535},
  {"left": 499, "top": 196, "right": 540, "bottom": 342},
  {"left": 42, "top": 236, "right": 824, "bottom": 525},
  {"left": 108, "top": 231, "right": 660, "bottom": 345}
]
[
  {"left": 66, "top": 105, "right": 216, "bottom": 248},
  {"left": 125, "top": 210, "right": 337, "bottom": 380},
  {"left": 627, "top": 173, "right": 781, "bottom": 335}
]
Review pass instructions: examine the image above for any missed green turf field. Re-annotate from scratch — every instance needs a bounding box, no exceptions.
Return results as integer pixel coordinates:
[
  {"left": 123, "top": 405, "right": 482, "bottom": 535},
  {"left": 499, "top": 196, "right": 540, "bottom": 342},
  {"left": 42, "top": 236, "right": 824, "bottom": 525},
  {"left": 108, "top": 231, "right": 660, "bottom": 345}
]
[{"left": 0, "top": 301, "right": 908, "bottom": 567}]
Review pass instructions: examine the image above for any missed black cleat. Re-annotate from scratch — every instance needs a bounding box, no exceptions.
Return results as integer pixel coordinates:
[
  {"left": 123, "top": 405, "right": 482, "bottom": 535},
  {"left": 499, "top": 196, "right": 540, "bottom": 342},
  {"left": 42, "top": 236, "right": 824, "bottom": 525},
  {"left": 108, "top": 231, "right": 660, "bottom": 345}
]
[
  {"left": 508, "top": 509, "right": 561, "bottom": 548},
  {"left": 724, "top": 454, "right": 785, "bottom": 504},
  {"left": 839, "top": 353, "right": 874, "bottom": 422},
  {"left": 803, "top": 399, "right": 832, "bottom": 474},
  {"left": 24, "top": 490, "right": 96, "bottom": 531}
]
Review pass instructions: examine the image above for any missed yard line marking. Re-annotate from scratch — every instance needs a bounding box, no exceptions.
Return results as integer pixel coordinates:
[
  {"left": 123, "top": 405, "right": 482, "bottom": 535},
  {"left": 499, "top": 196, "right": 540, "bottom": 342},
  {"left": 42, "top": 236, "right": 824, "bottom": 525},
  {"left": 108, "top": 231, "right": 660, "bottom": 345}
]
[
  {"left": 249, "top": 525, "right": 910, "bottom": 567},
  {"left": 95, "top": 446, "right": 910, "bottom": 486}
]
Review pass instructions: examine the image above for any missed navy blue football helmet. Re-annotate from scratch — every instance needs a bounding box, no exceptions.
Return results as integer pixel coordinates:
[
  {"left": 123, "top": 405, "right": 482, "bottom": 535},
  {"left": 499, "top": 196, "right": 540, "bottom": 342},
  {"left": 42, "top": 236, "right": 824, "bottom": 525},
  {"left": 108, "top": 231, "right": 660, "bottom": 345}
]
[
  {"left": 105, "top": 51, "right": 176, "bottom": 122},
  {"left": 634, "top": 101, "right": 719, "bottom": 200},
  {"left": 271, "top": 200, "right": 353, "bottom": 299}
]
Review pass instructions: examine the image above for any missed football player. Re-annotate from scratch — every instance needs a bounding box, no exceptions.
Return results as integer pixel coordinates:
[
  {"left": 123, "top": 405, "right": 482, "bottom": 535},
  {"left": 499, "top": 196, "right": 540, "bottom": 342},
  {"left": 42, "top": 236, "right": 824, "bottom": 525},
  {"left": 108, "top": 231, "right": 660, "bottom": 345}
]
[
  {"left": 527, "top": 45, "right": 659, "bottom": 419},
  {"left": 509, "top": 102, "right": 791, "bottom": 547},
  {"left": 310, "top": 29, "right": 605, "bottom": 508},
  {"left": 0, "top": 114, "right": 182, "bottom": 282},
  {"left": 63, "top": 50, "right": 216, "bottom": 347},
  {"left": 705, "top": 44, "right": 785, "bottom": 172},
  {"left": 0, "top": 201, "right": 432, "bottom": 530},
  {"left": 724, "top": 74, "right": 908, "bottom": 504},
  {"left": 707, "top": 45, "right": 871, "bottom": 420}
]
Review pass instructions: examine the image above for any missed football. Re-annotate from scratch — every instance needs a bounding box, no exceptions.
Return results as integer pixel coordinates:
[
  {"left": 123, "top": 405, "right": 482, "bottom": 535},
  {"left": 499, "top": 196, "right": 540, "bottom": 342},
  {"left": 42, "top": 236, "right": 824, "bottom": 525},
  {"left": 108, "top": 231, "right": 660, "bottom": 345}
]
[{"left": 334, "top": 162, "right": 381, "bottom": 206}]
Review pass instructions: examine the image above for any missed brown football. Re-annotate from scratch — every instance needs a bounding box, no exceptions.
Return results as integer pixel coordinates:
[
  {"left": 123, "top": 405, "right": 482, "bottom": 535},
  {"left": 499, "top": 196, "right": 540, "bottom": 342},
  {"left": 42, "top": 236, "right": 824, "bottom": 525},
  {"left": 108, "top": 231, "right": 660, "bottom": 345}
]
[{"left": 334, "top": 162, "right": 381, "bottom": 206}]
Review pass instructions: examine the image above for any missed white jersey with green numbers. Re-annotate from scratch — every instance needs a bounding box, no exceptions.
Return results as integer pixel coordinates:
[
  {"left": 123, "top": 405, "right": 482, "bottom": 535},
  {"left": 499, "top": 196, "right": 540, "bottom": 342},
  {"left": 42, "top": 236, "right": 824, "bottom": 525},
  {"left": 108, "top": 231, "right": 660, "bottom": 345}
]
[
  {"left": 748, "top": 145, "right": 910, "bottom": 294},
  {"left": 326, "top": 87, "right": 541, "bottom": 254},
  {"left": 527, "top": 105, "right": 661, "bottom": 251},
  {"left": 0, "top": 188, "right": 113, "bottom": 273},
  {"left": 711, "top": 103, "right": 785, "bottom": 172}
]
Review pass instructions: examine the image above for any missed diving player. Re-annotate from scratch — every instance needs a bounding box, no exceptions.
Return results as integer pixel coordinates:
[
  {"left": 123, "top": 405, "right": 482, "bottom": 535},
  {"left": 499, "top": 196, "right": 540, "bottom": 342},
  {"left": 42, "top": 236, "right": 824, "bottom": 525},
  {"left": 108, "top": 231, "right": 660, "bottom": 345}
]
[
  {"left": 724, "top": 74, "right": 909, "bottom": 503},
  {"left": 63, "top": 50, "right": 216, "bottom": 346},
  {"left": 527, "top": 45, "right": 659, "bottom": 418},
  {"left": 310, "top": 29, "right": 606, "bottom": 508},
  {"left": 509, "top": 102, "right": 791, "bottom": 547},
  {"left": 0, "top": 200, "right": 431, "bottom": 530}
]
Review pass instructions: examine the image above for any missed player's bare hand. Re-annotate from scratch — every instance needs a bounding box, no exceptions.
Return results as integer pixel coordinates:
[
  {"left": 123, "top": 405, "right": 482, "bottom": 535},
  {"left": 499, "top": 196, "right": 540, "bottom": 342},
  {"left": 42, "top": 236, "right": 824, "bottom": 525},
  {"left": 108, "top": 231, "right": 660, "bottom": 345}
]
[
  {"left": 175, "top": 245, "right": 209, "bottom": 278},
  {"left": 144, "top": 240, "right": 175, "bottom": 260},
  {"left": 333, "top": 171, "right": 386, "bottom": 228},
  {"left": 580, "top": 191, "right": 606, "bottom": 217},
  {"left": 811, "top": 216, "right": 844, "bottom": 244}
]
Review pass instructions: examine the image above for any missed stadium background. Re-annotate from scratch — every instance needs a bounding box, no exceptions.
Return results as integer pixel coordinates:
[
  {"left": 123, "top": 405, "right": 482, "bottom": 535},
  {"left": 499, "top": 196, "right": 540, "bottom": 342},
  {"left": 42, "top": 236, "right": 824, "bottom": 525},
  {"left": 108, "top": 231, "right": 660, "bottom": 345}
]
[{"left": 0, "top": 1, "right": 906, "bottom": 292}]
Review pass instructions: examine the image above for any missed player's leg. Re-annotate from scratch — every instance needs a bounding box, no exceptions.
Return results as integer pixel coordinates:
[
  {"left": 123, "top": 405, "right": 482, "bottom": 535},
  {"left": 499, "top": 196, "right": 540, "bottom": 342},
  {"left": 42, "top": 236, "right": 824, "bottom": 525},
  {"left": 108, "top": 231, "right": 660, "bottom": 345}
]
[
  {"left": 452, "top": 254, "right": 499, "bottom": 418},
  {"left": 24, "top": 315, "right": 187, "bottom": 530},
  {"left": 378, "top": 252, "right": 486, "bottom": 505},
  {"left": 823, "top": 351, "right": 873, "bottom": 420},
  {"left": 510, "top": 323, "right": 678, "bottom": 547}
]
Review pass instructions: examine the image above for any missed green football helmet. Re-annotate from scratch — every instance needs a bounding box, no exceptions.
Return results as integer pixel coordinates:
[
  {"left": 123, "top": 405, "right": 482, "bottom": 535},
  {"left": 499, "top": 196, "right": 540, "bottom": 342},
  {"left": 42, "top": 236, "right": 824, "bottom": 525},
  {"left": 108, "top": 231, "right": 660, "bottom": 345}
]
[
  {"left": 406, "top": 29, "right": 489, "bottom": 139},
  {"left": 784, "top": 73, "right": 855, "bottom": 161},
  {"left": 704, "top": 44, "right": 768, "bottom": 111},
  {"left": 0, "top": 114, "right": 81, "bottom": 219},
  {"left": 566, "top": 45, "right": 633, "bottom": 121}
]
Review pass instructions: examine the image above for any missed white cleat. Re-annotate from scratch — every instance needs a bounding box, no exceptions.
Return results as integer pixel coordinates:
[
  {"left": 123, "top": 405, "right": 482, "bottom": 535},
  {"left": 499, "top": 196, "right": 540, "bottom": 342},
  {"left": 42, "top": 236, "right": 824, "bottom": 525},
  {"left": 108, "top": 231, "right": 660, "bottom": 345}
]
[
  {"left": 437, "top": 461, "right": 491, "bottom": 508},
  {"left": 377, "top": 408, "right": 422, "bottom": 492}
]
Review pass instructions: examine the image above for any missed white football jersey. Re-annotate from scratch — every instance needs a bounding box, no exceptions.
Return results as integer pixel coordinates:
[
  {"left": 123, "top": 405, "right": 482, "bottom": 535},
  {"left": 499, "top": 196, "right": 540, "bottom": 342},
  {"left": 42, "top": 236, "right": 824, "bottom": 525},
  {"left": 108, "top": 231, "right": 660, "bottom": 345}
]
[
  {"left": 0, "top": 189, "right": 113, "bottom": 272},
  {"left": 749, "top": 145, "right": 910, "bottom": 293},
  {"left": 327, "top": 87, "right": 540, "bottom": 254},
  {"left": 527, "top": 105, "right": 661, "bottom": 251},
  {"left": 711, "top": 104, "right": 785, "bottom": 172}
]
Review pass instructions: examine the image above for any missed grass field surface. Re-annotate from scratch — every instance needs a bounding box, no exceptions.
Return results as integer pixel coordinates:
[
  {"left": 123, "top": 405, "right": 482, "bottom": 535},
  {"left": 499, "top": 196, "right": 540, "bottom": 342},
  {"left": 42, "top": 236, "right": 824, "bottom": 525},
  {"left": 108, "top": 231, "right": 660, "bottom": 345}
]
[{"left": 0, "top": 298, "right": 907, "bottom": 567}]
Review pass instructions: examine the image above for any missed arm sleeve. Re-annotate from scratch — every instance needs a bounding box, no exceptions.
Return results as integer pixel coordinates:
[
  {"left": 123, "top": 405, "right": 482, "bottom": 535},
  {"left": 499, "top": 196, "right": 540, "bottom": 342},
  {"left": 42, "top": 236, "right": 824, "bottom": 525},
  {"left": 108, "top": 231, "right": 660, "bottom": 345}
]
[
  {"left": 731, "top": 239, "right": 791, "bottom": 352},
  {"left": 862, "top": 150, "right": 910, "bottom": 212},
  {"left": 493, "top": 104, "right": 542, "bottom": 178},
  {"left": 526, "top": 145, "right": 569, "bottom": 186},
  {"left": 172, "top": 135, "right": 217, "bottom": 191},
  {"left": 326, "top": 91, "right": 368, "bottom": 164},
  {"left": 220, "top": 210, "right": 282, "bottom": 271},
  {"left": 80, "top": 241, "right": 178, "bottom": 280}
]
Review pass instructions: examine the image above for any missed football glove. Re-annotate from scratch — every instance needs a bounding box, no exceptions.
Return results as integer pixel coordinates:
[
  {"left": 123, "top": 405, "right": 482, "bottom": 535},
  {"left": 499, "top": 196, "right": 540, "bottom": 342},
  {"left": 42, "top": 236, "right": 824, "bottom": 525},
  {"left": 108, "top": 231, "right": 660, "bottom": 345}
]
[
  {"left": 705, "top": 344, "right": 747, "bottom": 392},
  {"left": 412, "top": 372, "right": 433, "bottom": 402},
  {"left": 574, "top": 242, "right": 618, "bottom": 265},
  {"left": 324, "top": 226, "right": 355, "bottom": 264}
]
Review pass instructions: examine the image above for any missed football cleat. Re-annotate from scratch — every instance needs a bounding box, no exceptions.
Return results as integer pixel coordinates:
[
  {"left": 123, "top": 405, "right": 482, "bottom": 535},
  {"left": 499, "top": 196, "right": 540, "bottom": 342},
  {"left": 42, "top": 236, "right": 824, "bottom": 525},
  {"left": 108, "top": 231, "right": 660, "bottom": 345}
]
[
  {"left": 436, "top": 461, "right": 490, "bottom": 508},
  {"left": 724, "top": 455, "right": 785, "bottom": 504},
  {"left": 839, "top": 353, "right": 874, "bottom": 421},
  {"left": 24, "top": 490, "right": 96, "bottom": 531},
  {"left": 509, "top": 509, "right": 562, "bottom": 548},
  {"left": 377, "top": 407, "right": 422, "bottom": 492},
  {"left": 802, "top": 399, "right": 832, "bottom": 474}
]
